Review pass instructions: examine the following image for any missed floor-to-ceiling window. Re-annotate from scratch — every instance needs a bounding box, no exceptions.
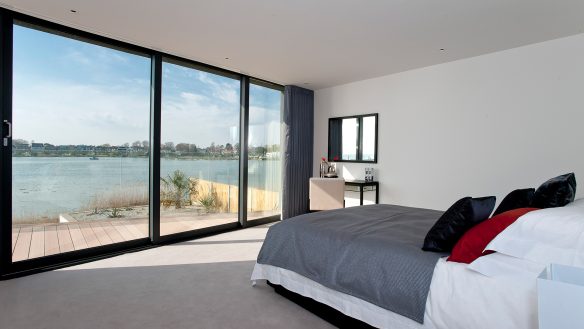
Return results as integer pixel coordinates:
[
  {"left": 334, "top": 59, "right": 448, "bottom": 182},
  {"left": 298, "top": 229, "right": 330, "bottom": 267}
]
[
  {"left": 160, "top": 60, "right": 241, "bottom": 236},
  {"left": 247, "top": 81, "right": 283, "bottom": 221},
  {"left": 0, "top": 10, "right": 283, "bottom": 276},
  {"left": 11, "top": 23, "right": 151, "bottom": 261}
]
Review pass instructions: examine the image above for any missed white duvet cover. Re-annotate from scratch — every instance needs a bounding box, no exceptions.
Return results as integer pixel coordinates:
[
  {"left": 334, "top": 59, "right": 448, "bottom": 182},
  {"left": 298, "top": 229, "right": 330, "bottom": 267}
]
[{"left": 252, "top": 255, "right": 538, "bottom": 329}]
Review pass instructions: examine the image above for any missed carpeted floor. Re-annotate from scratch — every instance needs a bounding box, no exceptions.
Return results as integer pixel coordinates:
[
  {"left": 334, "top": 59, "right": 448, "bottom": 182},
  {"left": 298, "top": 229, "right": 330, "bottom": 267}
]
[{"left": 0, "top": 224, "right": 334, "bottom": 329}]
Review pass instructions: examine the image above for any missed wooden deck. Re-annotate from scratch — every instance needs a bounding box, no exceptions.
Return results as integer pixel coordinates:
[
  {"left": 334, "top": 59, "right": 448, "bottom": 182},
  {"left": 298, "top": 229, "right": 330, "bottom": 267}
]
[{"left": 11, "top": 213, "right": 244, "bottom": 262}]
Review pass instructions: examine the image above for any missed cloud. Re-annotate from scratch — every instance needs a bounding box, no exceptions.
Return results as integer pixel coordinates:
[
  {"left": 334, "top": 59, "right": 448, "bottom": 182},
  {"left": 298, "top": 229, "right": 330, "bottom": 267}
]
[
  {"left": 161, "top": 90, "right": 240, "bottom": 146},
  {"left": 197, "top": 71, "right": 239, "bottom": 105},
  {"left": 13, "top": 78, "right": 150, "bottom": 145},
  {"left": 248, "top": 105, "right": 281, "bottom": 147}
]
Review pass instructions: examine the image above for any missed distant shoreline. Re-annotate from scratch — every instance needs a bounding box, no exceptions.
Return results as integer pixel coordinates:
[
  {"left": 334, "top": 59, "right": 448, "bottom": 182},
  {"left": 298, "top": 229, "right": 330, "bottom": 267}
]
[{"left": 11, "top": 154, "right": 277, "bottom": 160}]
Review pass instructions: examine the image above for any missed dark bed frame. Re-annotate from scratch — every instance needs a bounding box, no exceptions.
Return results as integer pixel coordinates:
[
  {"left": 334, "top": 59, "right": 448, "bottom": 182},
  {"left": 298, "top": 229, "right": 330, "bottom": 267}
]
[{"left": 267, "top": 281, "right": 375, "bottom": 329}]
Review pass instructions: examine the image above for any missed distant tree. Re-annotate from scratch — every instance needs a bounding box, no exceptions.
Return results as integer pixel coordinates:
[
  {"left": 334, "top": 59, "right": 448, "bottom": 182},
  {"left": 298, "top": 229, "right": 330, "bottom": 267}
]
[
  {"left": 189, "top": 144, "right": 197, "bottom": 153},
  {"left": 176, "top": 143, "right": 190, "bottom": 152},
  {"left": 164, "top": 142, "right": 175, "bottom": 151},
  {"left": 225, "top": 143, "right": 233, "bottom": 153},
  {"left": 254, "top": 146, "right": 267, "bottom": 156},
  {"left": 142, "top": 140, "right": 150, "bottom": 149},
  {"left": 13, "top": 139, "right": 29, "bottom": 145},
  {"left": 132, "top": 141, "right": 142, "bottom": 148},
  {"left": 234, "top": 143, "right": 240, "bottom": 153},
  {"left": 123, "top": 143, "right": 130, "bottom": 147},
  {"left": 101, "top": 144, "right": 111, "bottom": 148},
  {"left": 209, "top": 142, "right": 216, "bottom": 154}
]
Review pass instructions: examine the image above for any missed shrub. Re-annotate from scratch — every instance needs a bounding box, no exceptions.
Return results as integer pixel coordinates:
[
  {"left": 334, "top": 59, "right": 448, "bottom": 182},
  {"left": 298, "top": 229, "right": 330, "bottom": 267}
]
[
  {"left": 160, "top": 170, "right": 198, "bottom": 209},
  {"left": 198, "top": 185, "right": 220, "bottom": 213},
  {"left": 108, "top": 207, "right": 123, "bottom": 218}
]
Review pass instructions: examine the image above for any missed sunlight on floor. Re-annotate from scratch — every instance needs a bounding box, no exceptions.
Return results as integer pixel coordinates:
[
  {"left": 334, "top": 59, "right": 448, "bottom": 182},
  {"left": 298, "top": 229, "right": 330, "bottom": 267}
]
[{"left": 58, "top": 225, "right": 272, "bottom": 271}]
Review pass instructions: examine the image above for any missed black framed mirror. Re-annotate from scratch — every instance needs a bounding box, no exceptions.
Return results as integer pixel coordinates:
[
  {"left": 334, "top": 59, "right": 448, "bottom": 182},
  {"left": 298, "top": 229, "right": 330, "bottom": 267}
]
[{"left": 328, "top": 113, "right": 378, "bottom": 163}]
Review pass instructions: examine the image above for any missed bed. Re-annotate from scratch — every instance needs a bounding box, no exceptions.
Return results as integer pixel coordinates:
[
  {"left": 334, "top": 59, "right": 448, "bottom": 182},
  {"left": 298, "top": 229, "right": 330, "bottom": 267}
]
[{"left": 251, "top": 204, "right": 539, "bottom": 329}]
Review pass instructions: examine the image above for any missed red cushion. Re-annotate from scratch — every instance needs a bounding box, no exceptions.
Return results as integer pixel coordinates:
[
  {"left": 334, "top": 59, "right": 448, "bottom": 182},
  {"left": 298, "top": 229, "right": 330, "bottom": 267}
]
[{"left": 447, "top": 208, "right": 539, "bottom": 264}]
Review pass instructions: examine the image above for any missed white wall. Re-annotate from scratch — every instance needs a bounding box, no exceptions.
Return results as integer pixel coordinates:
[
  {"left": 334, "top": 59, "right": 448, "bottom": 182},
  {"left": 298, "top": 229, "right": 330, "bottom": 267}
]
[{"left": 314, "top": 33, "right": 584, "bottom": 211}]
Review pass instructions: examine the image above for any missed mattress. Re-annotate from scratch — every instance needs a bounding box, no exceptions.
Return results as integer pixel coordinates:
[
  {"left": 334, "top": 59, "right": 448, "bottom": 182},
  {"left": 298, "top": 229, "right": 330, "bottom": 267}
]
[
  {"left": 252, "top": 255, "right": 539, "bottom": 329},
  {"left": 256, "top": 204, "right": 445, "bottom": 323}
]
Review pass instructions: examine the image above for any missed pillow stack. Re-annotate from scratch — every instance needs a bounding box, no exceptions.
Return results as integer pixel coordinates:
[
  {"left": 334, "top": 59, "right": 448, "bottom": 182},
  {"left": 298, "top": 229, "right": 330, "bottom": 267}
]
[{"left": 423, "top": 172, "right": 578, "bottom": 264}]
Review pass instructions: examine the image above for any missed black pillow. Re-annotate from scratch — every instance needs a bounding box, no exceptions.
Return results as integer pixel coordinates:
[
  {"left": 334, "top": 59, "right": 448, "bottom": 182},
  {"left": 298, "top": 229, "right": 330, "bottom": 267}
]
[
  {"left": 422, "top": 196, "right": 496, "bottom": 252},
  {"left": 532, "top": 173, "right": 577, "bottom": 208},
  {"left": 493, "top": 188, "right": 535, "bottom": 216}
]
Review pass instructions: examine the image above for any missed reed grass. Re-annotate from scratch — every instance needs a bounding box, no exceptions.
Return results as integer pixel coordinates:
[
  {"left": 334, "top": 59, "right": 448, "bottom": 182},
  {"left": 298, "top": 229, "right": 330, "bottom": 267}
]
[{"left": 85, "top": 185, "right": 149, "bottom": 211}]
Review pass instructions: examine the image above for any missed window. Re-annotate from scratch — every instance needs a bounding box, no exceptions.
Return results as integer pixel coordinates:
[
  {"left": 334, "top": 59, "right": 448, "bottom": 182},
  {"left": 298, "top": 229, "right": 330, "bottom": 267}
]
[
  {"left": 248, "top": 81, "right": 283, "bottom": 221},
  {"left": 160, "top": 60, "right": 240, "bottom": 236},
  {"left": 328, "top": 114, "right": 378, "bottom": 163},
  {"left": 11, "top": 24, "right": 151, "bottom": 261},
  {"left": 0, "top": 10, "right": 284, "bottom": 277}
]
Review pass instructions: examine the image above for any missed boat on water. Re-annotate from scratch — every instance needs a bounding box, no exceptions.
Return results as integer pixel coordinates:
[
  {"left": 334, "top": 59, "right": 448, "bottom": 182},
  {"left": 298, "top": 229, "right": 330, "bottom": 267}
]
[{"left": 89, "top": 156, "right": 99, "bottom": 160}]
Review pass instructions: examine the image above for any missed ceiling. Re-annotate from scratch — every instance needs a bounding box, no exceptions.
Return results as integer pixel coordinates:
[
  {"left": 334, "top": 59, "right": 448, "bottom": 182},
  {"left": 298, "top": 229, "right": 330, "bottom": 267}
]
[{"left": 1, "top": 0, "right": 584, "bottom": 89}]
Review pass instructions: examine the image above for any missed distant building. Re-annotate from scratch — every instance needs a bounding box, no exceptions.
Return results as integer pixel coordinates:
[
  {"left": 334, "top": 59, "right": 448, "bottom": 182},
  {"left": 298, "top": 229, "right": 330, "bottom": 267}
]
[
  {"left": 43, "top": 143, "right": 56, "bottom": 151},
  {"left": 31, "top": 143, "right": 44, "bottom": 152},
  {"left": 13, "top": 142, "right": 30, "bottom": 150}
]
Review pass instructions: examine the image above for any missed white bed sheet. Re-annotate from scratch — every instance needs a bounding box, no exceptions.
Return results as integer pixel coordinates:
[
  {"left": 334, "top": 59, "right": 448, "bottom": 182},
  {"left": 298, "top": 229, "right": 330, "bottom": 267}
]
[{"left": 252, "top": 257, "right": 538, "bottom": 329}]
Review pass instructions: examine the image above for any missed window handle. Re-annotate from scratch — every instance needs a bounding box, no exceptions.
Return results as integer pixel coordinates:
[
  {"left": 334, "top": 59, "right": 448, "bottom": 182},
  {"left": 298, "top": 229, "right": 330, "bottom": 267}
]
[{"left": 3, "top": 120, "right": 11, "bottom": 146}]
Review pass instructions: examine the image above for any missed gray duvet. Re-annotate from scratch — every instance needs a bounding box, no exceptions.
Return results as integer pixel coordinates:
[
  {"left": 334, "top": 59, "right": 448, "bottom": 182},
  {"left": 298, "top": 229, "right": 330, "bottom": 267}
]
[{"left": 256, "top": 204, "right": 446, "bottom": 324}]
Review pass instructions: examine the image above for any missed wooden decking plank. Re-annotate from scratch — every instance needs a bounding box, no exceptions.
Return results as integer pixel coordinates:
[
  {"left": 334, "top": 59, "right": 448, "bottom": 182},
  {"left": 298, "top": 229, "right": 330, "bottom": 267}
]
[
  {"left": 79, "top": 223, "right": 100, "bottom": 248},
  {"left": 68, "top": 223, "right": 89, "bottom": 250},
  {"left": 122, "top": 220, "right": 146, "bottom": 239},
  {"left": 101, "top": 222, "right": 125, "bottom": 243},
  {"left": 12, "top": 226, "right": 32, "bottom": 262},
  {"left": 90, "top": 222, "right": 114, "bottom": 246},
  {"left": 44, "top": 225, "right": 60, "bottom": 256},
  {"left": 29, "top": 226, "right": 45, "bottom": 259},
  {"left": 11, "top": 227, "right": 20, "bottom": 254},
  {"left": 131, "top": 220, "right": 150, "bottom": 237},
  {"left": 112, "top": 223, "right": 135, "bottom": 241},
  {"left": 160, "top": 218, "right": 192, "bottom": 236},
  {"left": 57, "top": 224, "right": 74, "bottom": 253}
]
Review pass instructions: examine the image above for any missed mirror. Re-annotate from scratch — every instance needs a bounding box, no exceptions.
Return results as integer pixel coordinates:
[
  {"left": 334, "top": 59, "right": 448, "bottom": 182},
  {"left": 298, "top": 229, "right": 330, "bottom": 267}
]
[{"left": 328, "top": 113, "right": 378, "bottom": 163}]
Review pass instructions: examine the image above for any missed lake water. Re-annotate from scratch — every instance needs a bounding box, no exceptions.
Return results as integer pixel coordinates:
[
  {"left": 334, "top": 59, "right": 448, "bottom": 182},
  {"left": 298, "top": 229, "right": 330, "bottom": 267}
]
[{"left": 13, "top": 157, "right": 281, "bottom": 219}]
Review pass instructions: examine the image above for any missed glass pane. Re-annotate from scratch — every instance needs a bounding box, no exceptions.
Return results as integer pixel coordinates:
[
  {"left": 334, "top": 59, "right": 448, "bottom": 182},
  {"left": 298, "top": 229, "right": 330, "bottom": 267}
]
[
  {"left": 160, "top": 61, "right": 240, "bottom": 236},
  {"left": 12, "top": 25, "right": 151, "bottom": 261},
  {"left": 341, "top": 118, "right": 358, "bottom": 160},
  {"left": 362, "top": 116, "right": 376, "bottom": 161},
  {"left": 248, "top": 83, "right": 282, "bottom": 221}
]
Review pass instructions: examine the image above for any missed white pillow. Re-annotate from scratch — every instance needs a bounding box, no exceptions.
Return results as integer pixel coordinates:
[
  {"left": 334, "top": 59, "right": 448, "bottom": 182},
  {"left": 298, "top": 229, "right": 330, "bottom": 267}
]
[
  {"left": 485, "top": 206, "right": 584, "bottom": 267},
  {"left": 468, "top": 253, "right": 545, "bottom": 278},
  {"left": 566, "top": 198, "right": 584, "bottom": 208}
]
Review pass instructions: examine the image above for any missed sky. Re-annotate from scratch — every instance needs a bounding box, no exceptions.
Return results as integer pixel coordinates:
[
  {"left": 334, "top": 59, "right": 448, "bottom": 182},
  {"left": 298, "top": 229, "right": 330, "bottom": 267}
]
[{"left": 13, "top": 24, "right": 282, "bottom": 147}]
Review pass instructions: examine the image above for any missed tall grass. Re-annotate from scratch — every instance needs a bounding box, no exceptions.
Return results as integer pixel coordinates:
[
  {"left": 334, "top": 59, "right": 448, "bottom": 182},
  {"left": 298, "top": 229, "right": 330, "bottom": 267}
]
[{"left": 85, "top": 185, "right": 149, "bottom": 211}]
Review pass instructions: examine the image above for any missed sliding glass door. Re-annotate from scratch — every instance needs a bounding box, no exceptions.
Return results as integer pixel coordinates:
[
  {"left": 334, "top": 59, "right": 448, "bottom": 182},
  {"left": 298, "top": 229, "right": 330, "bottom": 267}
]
[
  {"left": 0, "top": 9, "right": 283, "bottom": 276},
  {"left": 11, "top": 23, "right": 151, "bottom": 262},
  {"left": 247, "top": 81, "right": 283, "bottom": 222},
  {"left": 160, "top": 59, "right": 240, "bottom": 236}
]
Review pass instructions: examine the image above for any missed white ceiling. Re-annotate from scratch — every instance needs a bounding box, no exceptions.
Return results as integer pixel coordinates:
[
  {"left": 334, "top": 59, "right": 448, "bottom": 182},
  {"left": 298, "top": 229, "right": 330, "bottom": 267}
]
[{"left": 1, "top": 0, "right": 584, "bottom": 89}]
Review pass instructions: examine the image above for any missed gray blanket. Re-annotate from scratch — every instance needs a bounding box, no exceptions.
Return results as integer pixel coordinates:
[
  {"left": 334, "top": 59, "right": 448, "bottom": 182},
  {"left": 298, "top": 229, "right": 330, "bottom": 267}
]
[{"left": 256, "top": 204, "right": 446, "bottom": 324}]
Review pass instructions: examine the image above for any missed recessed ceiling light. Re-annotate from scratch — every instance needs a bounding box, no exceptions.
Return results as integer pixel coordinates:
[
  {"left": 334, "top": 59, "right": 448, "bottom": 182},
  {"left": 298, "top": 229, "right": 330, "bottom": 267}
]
[
  {"left": 70, "top": 9, "right": 77, "bottom": 13},
  {"left": 224, "top": 57, "right": 230, "bottom": 60},
  {"left": 440, "top": 48, "right": 446, "bottom": 51}
]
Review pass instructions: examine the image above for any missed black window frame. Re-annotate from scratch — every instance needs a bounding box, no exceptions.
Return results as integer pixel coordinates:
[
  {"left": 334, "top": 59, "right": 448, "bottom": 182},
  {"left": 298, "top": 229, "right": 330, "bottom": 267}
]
[
  {"left": 328, "top": 113, "right": 378, "bottom": 163},
  {"left": 0, "top": 8, "right": 283, "bottom": 279}
]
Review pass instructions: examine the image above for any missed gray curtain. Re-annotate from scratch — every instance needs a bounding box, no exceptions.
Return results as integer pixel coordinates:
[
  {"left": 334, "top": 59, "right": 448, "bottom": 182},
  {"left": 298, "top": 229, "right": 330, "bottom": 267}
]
[{"left": 282, "top": 85, "right": 314, "bottom": 219}]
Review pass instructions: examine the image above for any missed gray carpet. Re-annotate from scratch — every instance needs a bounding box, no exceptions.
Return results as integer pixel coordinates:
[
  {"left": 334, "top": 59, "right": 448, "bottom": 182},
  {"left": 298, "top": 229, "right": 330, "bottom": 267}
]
[{"left": 0, "top": 225, "right": 334, "bottom": 329}]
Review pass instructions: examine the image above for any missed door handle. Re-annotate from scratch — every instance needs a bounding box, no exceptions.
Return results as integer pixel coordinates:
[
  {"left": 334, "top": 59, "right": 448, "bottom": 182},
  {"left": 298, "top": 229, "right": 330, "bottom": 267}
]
[{"left": 3, "top": 120, "right": 11, "bottom": 146}]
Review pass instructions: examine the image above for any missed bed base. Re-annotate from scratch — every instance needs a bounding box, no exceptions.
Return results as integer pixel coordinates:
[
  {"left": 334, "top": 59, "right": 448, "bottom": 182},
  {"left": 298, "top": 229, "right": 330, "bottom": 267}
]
[{"left": 267, "top": 281, "right": 375, "bottom": 329}]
